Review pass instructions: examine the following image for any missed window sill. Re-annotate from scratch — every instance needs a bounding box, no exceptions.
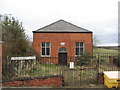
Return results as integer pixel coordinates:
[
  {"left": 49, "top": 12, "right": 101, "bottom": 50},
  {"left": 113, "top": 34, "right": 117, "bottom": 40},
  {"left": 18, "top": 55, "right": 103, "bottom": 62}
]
[
  {"left": 41, "top": 55, "right": 51, "bottom": 57},
  {"left": 75, "top": 55, "right": 82, "bottom": 57}
]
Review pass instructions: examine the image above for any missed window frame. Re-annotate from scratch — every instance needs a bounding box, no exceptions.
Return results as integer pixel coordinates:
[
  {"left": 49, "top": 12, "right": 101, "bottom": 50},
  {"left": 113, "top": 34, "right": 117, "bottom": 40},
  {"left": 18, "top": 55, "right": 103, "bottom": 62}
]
[
  {"left": 41, "top": 42, "right": 50, "bottom": 57},
  {"left": 75, "top": 42, "right": 84, "bottom": 56}
]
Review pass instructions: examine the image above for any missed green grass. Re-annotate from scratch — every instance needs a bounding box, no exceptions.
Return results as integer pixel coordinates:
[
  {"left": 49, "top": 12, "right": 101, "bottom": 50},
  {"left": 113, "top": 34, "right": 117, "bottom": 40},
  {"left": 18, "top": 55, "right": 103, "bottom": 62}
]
[
  {"left": 93, "top": 47, "right": 118, "bottom": 62},
  {"left": 93, "top": 47, "right": 118, "bottom": 54},
  {"left": 17, "top": 64, "right": 62, "bottom": 77},
  {"left": 10, "top": 47, "right": 119, "bottom": 79},
  {"left": 16, "top": 64, "right": 97, "bottom": 79}
]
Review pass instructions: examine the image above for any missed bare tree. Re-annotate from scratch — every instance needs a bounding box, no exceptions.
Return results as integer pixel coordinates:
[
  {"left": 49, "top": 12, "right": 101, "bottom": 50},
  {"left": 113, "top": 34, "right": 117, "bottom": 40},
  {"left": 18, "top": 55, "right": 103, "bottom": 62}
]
[{"left": 93, "top": 34, "right": 101, "bottom": 47}]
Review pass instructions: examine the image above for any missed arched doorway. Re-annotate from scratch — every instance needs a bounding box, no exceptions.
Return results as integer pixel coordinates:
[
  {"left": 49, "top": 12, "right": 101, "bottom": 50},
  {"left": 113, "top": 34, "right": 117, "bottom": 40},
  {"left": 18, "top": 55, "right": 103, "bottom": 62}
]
[{"left": 58, "top": 47, "right": 67, "bottom": 65}]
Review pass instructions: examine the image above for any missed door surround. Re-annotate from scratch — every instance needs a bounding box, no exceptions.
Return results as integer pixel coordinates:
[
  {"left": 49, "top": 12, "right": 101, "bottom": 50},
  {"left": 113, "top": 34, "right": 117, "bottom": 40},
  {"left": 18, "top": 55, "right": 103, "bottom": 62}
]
[{"left": 58, "top": 47, "right": 67, "bottom": 65}]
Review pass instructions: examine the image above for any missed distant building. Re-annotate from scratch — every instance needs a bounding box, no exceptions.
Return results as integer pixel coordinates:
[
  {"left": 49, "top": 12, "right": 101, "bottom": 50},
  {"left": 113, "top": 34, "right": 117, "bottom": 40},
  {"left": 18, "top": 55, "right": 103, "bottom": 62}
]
[{"left": 33, "top": 20, "right": 93, "bottom": 65}]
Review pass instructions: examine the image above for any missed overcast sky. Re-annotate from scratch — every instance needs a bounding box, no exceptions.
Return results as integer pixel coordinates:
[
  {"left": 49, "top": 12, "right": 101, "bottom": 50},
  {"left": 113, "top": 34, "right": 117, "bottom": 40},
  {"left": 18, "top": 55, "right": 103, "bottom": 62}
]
[{"left": 0, "top": 0, "right": 119, "bottom": 46}]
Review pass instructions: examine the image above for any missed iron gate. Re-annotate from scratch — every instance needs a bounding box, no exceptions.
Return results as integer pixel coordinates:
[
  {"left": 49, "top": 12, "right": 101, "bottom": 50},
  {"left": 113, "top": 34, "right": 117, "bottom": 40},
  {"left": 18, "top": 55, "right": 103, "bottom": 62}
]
[
  {"left": 62, "top": 53, "right": 119, "bottom": 86},
  {"left": 63, "top": 57, "right": 98, "bottom": 86}
]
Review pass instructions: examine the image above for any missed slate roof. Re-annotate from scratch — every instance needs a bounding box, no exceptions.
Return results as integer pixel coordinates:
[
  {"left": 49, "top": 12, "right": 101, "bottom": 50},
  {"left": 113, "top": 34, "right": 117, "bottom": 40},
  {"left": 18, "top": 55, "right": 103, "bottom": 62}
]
[{"left": 33, "top": 20, "right": 92, "bottom": 33}]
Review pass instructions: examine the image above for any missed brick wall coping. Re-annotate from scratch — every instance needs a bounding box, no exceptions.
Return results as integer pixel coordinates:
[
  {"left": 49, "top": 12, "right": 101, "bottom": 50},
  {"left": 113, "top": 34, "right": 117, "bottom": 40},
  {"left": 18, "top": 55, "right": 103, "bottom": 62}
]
[{"left": 2, "top": 75, "right": 63, "bottom": 83}]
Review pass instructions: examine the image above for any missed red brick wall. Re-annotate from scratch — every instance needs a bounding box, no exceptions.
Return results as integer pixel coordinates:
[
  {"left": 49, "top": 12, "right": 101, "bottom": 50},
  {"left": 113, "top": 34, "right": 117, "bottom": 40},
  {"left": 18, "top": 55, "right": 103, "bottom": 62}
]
[
  {"left": 97, "top": 73, "right": 104, "bottom": 84},
  {"left": 33, "top": 32, "right": 93, "bottom": 64},
  {"left": 2, "top": 76, "right": 62, "bottom": 87}
]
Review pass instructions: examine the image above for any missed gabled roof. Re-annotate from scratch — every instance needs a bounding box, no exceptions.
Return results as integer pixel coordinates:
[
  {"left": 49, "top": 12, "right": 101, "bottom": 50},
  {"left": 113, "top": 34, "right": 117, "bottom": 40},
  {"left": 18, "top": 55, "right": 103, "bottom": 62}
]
[{"left": 33, "top": 20, "right": 92, "bottom": 33}]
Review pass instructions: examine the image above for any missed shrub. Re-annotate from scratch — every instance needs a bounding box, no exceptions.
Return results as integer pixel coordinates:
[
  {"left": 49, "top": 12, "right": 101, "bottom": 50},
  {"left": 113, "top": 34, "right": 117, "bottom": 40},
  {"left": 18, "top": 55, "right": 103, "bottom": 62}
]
[{"left": 76, "top": 51, "right": 93, "bottom": 66}]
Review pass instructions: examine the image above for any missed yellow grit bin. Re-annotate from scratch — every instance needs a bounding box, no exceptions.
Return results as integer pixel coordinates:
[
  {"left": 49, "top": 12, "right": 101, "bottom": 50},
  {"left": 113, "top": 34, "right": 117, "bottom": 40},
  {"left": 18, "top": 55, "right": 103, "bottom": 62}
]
[{"left": 103, "top": 71, "right": 120, "bottom": 88}]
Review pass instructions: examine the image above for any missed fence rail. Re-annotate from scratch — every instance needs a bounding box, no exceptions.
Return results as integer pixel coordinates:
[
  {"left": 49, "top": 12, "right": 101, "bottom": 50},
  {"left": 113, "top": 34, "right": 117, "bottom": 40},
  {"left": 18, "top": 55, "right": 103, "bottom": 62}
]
[{"left": 2, "top": 53, "right": 120, "bottom": 86}]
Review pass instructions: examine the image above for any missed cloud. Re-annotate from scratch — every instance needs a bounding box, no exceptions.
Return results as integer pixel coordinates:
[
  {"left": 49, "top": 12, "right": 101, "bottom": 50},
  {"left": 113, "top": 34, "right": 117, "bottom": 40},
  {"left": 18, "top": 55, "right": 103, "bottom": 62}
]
[{"left": 0, "top": 0, "right": 119, "bottom": 46}]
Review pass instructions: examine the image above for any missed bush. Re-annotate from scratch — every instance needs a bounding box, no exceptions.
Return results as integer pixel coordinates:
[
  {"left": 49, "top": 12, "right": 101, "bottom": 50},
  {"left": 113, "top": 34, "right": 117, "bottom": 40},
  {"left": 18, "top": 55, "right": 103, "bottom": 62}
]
[{"left": 76, "top": 51, "right": 93, "bottom": 66}]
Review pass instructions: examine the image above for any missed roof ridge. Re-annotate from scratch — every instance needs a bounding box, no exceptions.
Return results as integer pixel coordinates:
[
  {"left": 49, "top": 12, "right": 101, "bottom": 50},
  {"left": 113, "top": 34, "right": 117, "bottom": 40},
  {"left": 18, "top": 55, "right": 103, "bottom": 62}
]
[
  {"left": 59, "top": 20, "right": 91, "bottom": 32},
  {"left": 36, "top": 20, "right": 63, "bottom": 31},
  {"left": 33, "top": 20, "right": 92, "bottom": 33}
]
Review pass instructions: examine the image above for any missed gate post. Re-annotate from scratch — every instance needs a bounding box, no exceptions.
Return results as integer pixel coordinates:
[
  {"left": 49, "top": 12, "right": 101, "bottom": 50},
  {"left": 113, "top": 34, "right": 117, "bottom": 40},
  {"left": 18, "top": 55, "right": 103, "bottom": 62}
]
[
  {"left": 97, "top": 53, "right": 100, "bottom": 73},
  {"left": 97, "top": 53, "right": 100, "bottom": 84},
  {"left": 0, "top": 21, "right": 3, "bottom": 84}
]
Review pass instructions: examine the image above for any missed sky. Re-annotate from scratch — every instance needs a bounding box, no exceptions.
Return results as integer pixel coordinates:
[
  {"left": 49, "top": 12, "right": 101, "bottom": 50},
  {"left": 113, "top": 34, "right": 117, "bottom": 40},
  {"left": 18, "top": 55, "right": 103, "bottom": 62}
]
[{"left": 0, "top": 0, "right": 119, "bottom": 46}]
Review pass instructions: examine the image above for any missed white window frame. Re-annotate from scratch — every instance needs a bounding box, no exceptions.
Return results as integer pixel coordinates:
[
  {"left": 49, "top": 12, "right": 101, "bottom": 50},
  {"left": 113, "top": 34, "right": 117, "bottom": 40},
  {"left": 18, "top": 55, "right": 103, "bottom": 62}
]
[
  {"left": 75, "top": 42, "right": 84, "bottom": 56},
  {"left": 41, "top": 42, "right": 50, "bottom": 57}
]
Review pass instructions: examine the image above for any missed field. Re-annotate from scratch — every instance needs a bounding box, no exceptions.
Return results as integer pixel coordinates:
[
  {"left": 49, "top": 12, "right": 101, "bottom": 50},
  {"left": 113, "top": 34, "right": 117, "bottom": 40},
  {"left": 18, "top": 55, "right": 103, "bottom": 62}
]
[{"left": 93, "top": 47, "right": 118, "bottom": 54}]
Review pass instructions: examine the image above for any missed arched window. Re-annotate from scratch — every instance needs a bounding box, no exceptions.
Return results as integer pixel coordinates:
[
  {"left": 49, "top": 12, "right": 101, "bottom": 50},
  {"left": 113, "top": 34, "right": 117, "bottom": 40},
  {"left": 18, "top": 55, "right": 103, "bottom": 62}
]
[{"left": 58, "top": 47, "right": 67, "bottom": 53}]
